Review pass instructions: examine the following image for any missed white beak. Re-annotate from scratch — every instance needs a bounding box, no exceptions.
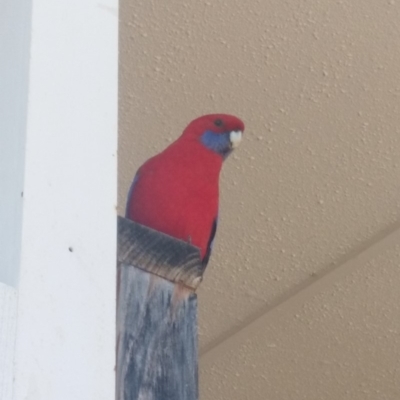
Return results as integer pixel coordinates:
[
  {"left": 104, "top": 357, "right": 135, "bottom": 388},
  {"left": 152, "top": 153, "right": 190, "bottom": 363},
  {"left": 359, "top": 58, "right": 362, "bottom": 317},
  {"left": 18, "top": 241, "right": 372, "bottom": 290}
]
[{"left": 230, "top": 130, "right": 243, "bottom": 149}]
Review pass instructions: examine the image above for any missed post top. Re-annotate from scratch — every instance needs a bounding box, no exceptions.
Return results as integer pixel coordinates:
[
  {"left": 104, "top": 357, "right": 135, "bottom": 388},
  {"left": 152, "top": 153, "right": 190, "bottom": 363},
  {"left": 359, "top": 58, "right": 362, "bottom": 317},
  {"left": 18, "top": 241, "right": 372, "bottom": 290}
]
[{"left": 117, "top": 216, "right": 204, "bottom": 290}]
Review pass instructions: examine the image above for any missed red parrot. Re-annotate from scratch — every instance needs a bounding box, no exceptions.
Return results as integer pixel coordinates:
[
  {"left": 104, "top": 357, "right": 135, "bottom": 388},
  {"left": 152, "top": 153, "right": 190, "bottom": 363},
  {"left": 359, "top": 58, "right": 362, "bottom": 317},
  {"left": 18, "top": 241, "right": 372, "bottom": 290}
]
[{"left": 125, "top": 114, "right": 244, "bottom": 267}]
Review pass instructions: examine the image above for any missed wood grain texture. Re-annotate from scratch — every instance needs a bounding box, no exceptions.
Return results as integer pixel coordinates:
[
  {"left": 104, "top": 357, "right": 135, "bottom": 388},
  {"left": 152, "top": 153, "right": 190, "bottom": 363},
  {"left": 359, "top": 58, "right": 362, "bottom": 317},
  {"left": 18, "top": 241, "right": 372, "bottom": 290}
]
[
  {"left": 116, "top": 264, "right": 198, "bottom": 400},
  {"left": 117, "top": 216, "right": 204, "bottom": 290}
]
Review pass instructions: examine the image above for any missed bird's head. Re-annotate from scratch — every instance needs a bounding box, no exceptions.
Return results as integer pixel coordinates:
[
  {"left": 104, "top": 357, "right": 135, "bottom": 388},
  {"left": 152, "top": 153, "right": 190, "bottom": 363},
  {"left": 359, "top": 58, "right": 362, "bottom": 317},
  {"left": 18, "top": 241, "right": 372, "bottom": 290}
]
[{"left": 182, "top": 114, "right": 245, "bottom": 158}]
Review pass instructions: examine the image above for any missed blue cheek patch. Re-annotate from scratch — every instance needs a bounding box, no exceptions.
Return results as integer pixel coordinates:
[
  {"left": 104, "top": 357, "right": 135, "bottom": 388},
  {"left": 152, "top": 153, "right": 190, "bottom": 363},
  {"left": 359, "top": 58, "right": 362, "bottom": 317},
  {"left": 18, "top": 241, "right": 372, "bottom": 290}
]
[{"left": 200, "top": 130, "right": 231, "bottom": 157}]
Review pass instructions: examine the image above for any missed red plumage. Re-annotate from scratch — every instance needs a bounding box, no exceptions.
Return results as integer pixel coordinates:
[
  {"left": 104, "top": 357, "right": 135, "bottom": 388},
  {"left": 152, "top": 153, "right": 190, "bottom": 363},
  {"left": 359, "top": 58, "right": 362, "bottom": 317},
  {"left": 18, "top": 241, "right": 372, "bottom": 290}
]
[{"left": 126, "top": 114, "right": 244, "bottom": 266}]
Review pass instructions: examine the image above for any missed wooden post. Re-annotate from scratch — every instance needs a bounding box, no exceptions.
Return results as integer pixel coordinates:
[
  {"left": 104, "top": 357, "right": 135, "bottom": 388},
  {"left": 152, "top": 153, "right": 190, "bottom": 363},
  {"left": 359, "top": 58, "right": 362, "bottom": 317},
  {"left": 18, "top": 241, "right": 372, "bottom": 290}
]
[{"left": 116, "top": 216, "right": 205, "bottom": 400}]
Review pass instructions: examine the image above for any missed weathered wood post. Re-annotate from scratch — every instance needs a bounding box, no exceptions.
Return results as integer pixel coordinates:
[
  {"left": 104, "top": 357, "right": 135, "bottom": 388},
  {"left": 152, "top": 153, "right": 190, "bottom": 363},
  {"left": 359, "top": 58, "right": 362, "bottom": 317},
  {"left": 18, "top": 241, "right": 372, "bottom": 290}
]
[{"left": 116, "top": 216, "right": 205, "bottom": 400}]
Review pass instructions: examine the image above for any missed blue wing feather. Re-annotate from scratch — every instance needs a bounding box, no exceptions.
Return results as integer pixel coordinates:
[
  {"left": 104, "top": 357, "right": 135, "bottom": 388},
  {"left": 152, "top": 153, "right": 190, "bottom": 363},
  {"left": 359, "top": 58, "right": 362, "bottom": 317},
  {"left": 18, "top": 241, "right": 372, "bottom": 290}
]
[
  {"left": 202, "top": 216, "right": 218, "bottom": 267},
  {"left": 125, "top": 174, "right": 139, "bottom": 217}
]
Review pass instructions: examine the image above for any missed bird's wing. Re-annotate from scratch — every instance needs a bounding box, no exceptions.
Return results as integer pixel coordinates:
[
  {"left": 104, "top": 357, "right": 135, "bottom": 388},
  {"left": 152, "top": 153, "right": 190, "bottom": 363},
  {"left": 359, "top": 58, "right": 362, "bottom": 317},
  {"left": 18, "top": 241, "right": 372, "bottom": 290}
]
[
  {"left": 125, "top": 173, "right": 139, "bottom": 217},
  {"left": 202, "top": 216, "right": 218, "bottom": 268}
]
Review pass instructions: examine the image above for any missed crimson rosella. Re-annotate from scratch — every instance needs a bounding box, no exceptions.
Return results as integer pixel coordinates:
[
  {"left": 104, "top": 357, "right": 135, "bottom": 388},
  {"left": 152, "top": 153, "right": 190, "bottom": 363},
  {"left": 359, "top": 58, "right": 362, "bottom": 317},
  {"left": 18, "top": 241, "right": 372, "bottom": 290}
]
[{"left": 125, "top": 114, "right": 244, "bottom": 267}]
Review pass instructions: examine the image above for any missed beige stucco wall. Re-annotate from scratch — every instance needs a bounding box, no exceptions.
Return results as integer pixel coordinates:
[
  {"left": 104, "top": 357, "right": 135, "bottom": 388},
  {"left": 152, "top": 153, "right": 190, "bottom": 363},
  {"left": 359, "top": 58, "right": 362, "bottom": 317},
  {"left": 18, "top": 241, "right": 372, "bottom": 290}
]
[{"left": 119, "top": 1, "right": 400, "bottom": 398}]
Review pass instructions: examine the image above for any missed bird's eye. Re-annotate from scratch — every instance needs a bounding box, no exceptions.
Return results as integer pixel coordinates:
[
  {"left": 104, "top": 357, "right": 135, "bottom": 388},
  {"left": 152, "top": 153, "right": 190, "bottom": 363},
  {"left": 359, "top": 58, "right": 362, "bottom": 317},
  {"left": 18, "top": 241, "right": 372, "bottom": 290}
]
[{"left": 214, "top": 119, "right": 223, "bottom": 127}]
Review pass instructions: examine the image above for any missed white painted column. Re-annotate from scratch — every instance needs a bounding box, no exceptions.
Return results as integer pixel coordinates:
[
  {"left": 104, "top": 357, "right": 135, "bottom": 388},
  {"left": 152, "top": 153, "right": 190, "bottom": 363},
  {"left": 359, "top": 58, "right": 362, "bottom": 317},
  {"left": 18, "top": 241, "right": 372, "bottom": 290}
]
[
  {"left": 0, "top": 1, "right": 34, "bottom": 398},
  {"left": 0, "top": 0, "right": 118, "bottom": 399}
]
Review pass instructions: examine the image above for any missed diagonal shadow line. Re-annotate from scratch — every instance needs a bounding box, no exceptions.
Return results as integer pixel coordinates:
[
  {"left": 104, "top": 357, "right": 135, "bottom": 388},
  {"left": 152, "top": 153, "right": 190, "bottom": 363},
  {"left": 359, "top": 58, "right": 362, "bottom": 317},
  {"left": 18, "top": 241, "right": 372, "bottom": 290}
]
[{"left": 200, "top": 218, "right": 400, "bottom": 358}]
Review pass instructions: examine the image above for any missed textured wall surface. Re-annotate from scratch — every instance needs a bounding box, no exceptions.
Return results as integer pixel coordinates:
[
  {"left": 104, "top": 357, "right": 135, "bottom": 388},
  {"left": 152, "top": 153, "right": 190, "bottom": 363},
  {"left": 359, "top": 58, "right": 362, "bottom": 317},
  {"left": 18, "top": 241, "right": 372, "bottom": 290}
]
[
  {"left": 119, "top": 0, "right": 400, "bottom": 398},
  {"left": 200, "top": 229, "right": 400, "bottom": 400}
]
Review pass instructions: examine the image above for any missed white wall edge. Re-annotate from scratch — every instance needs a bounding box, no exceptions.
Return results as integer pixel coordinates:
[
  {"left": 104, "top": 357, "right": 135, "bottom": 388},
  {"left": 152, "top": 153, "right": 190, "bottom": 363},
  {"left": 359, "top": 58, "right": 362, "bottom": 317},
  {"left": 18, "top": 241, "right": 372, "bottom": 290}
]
[
  {"left": 11, "top": 0, "right": 119, "bottom": 399},
  {"left": 0, "top": 283, "right": 17, "bottom": 400}
]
